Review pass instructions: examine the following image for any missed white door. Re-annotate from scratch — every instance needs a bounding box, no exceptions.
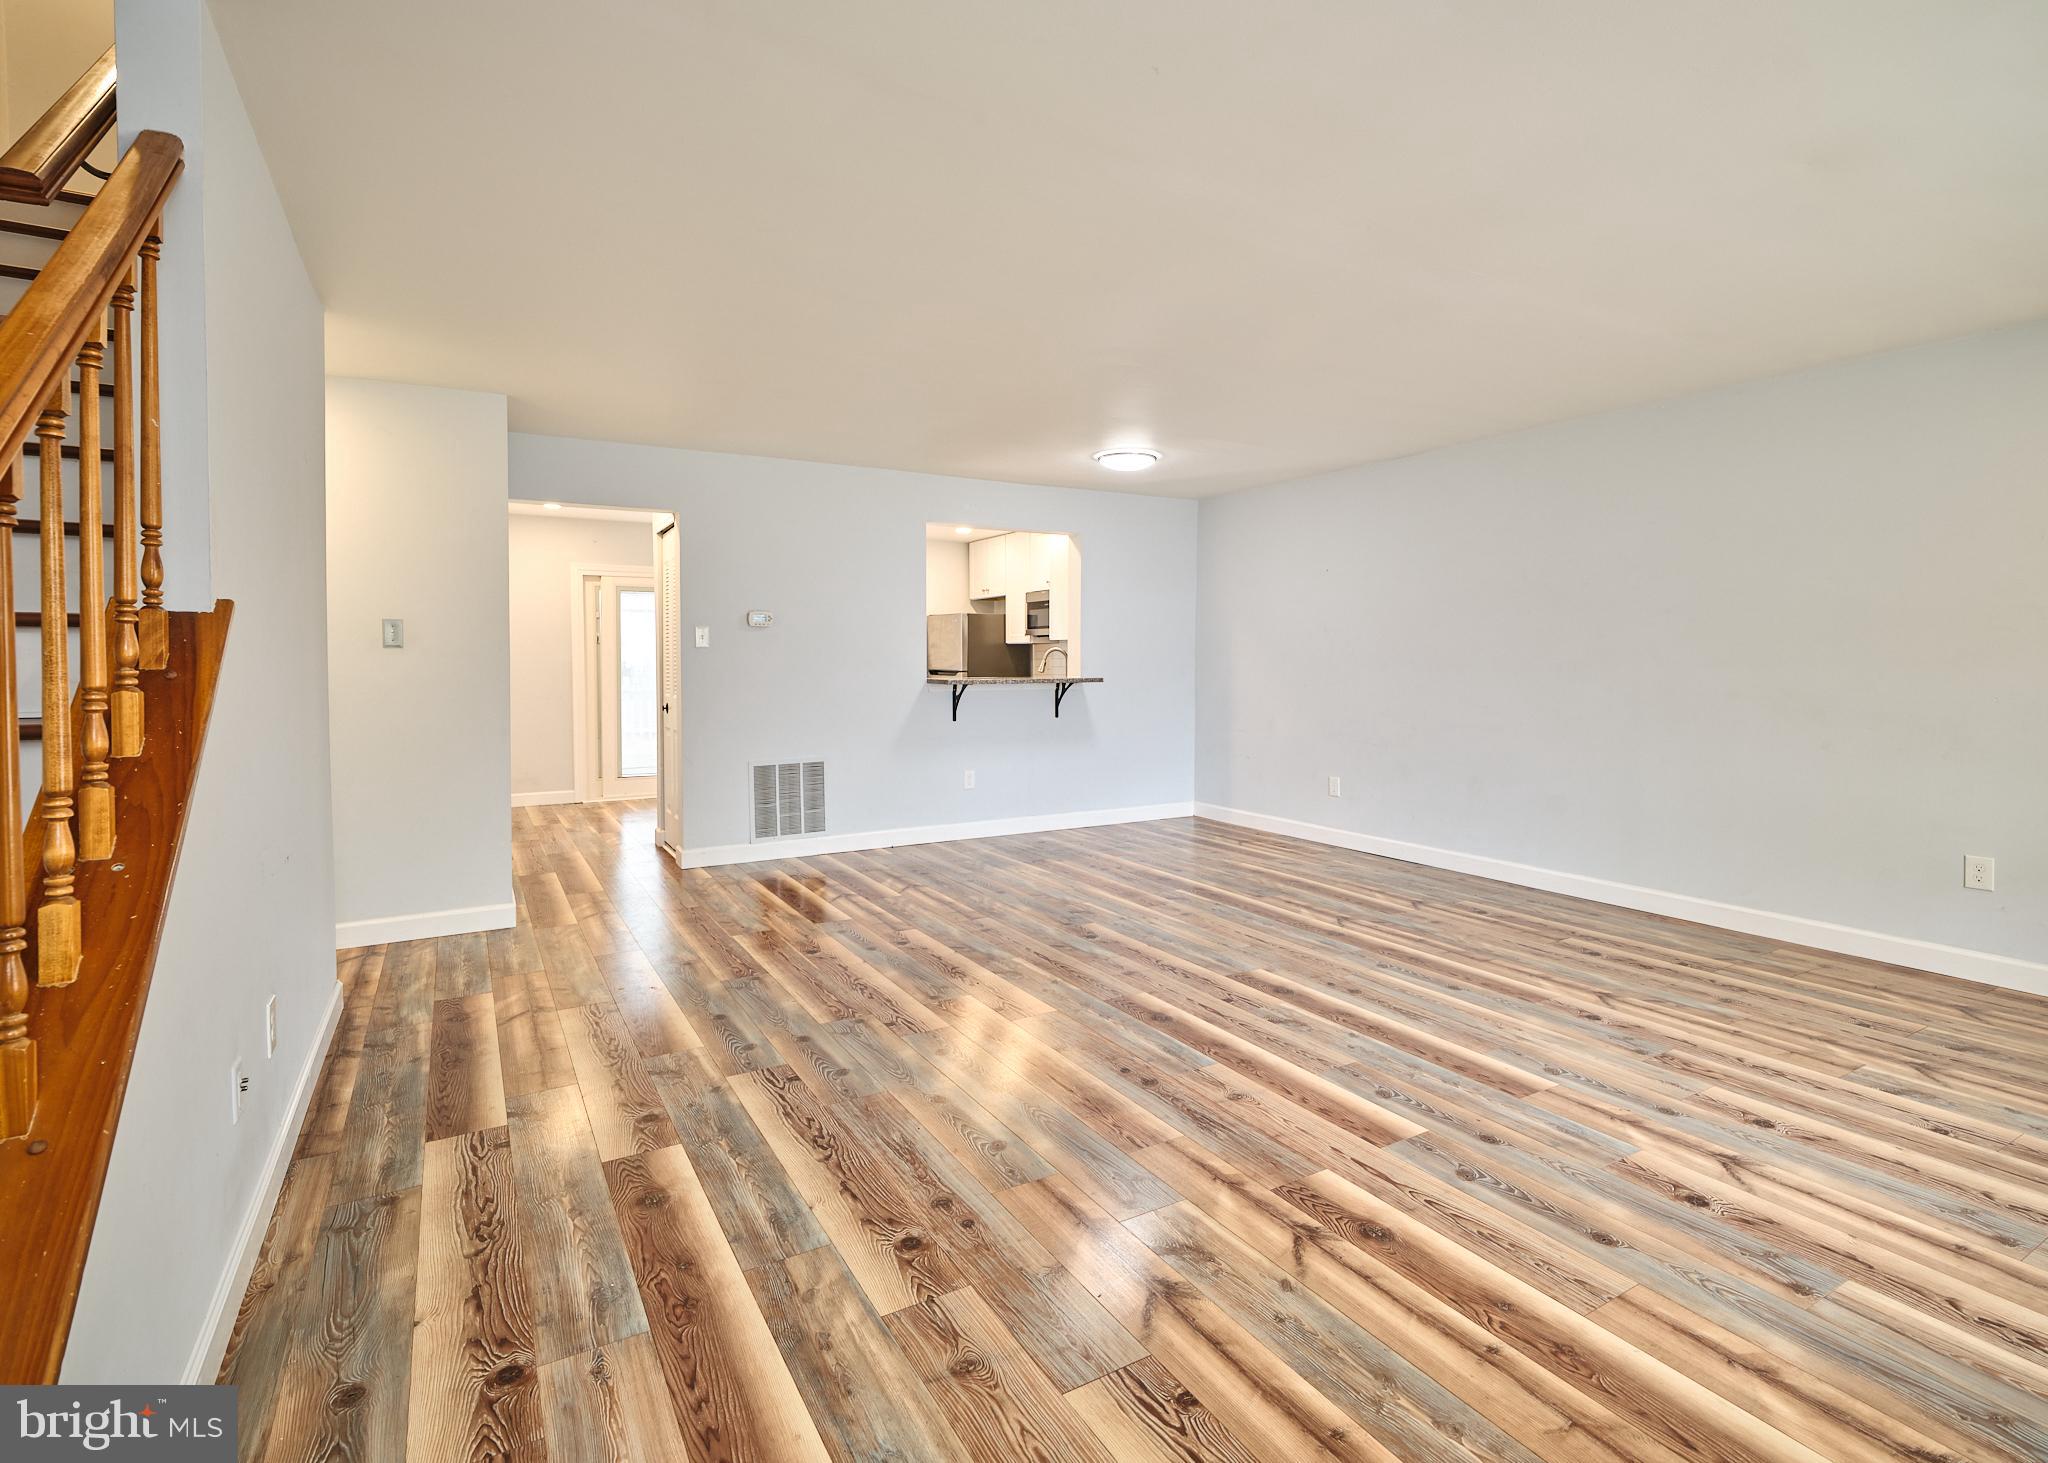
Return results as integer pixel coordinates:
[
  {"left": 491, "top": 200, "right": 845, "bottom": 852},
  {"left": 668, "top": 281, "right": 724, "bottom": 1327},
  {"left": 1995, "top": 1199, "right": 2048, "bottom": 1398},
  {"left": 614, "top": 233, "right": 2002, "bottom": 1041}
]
[
  {"left": 655, "top": 521, "right": 683, "bottom": 855},
  {"left": 594, "top": 573, "right": 658, "bottom": 799}
]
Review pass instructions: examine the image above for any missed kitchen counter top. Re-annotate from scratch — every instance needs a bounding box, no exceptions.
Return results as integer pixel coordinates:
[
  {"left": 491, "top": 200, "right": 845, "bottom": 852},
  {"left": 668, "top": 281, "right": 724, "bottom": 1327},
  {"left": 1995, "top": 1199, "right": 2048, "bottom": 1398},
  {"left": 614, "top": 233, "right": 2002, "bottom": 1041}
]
[
  {"left": 924, "top": 675, "right": 1103, "bottom": 685},
  {"left": 928, "top": 674, "right": 1101, "bottom": 719}
]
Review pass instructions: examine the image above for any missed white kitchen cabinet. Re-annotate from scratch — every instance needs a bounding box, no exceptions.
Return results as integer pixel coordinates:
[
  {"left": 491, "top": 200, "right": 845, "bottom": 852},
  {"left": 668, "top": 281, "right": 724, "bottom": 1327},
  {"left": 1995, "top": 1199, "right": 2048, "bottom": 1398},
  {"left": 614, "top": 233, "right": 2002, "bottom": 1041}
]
[
  {"left": 1047, "top": 535, "right": 1078, "bottom": 645},
  {"left": 967, "top": 533, "right": 1011, "bottom": 600},
  {"left": 1025, "top": 532, "right": 1061, "bottom": 591},
  {"left": 958, "top": 529, "right": 1080, "bottom": 662},
  {"left": 1002, "top": 533, "right": 1030, "bottom": 642}
]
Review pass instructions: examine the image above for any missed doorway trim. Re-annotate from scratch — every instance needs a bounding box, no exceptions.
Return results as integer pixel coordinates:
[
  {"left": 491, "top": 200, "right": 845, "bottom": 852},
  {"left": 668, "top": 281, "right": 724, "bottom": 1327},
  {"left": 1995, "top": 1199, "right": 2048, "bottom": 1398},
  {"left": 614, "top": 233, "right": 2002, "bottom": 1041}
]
[{"left": 568, "top": 559, "right": 660, "bottom": 804}]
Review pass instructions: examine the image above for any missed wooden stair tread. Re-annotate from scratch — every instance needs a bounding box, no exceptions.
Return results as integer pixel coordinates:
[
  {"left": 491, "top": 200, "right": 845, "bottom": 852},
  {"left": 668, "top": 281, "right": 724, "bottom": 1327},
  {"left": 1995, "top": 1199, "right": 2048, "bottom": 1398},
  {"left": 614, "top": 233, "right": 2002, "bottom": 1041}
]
[
  {"left": 18, "top": 717, "right": 39, "bottom": 741},
  {"left": 14, "top": 612, "right": 83, "bottom": 628},
  {"left": 0, "top": 262, "right": 38, "bottom": 282}
]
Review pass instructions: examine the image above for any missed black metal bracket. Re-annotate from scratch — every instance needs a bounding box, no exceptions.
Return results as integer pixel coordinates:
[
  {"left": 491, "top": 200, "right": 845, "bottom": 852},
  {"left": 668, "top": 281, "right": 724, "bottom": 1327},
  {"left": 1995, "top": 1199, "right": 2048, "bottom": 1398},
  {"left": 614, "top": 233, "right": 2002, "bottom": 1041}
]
[{"left": 945, "top": 679, "right": 1081, "bottom": 721}]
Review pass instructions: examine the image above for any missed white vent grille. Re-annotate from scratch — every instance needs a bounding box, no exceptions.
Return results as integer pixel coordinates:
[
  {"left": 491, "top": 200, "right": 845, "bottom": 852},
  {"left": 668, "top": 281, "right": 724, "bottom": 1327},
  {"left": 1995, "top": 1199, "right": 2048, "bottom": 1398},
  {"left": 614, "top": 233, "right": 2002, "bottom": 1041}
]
[{"left": 751, "top": 761, "right": 826, "bottom": 840}]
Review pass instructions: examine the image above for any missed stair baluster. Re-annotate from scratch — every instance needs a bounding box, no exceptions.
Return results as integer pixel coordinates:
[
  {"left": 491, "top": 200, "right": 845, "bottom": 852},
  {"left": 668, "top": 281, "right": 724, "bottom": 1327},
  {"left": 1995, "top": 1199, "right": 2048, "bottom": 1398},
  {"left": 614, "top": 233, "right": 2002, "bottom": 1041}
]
[
  {"left": 109, "top": 274, "right": 141, "bottom": 757},
  {"left": 75, "top": 327, "right": 112, "bottom": 861},
  {"left": 0, "top": 460, "right": 29, "bottom": 1135},
  {"left": 137, "top": 232, "right": 165, "bottom": 670},
  {"left": 34, "top": 383, "right": 80, "bottom": 987}
]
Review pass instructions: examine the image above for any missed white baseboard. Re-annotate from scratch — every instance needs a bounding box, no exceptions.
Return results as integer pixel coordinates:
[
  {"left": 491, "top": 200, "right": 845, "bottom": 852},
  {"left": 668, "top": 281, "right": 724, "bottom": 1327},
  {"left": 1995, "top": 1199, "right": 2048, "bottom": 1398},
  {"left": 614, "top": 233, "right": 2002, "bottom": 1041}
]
[
  {"left": 1193, "top": 803, "right": 2048, "bottom": 998},
  {"left": 511, "top": 789, "right": 582, "bottom": 808},
  {"left": 681, "top": 802, "right": 1196, "bottom": 869},
  {"left": 183, "top": 979, "right": 345, "bottom": 1384},
  {"left": 334, "top": 902, "right": 517, "bottom": 950}
]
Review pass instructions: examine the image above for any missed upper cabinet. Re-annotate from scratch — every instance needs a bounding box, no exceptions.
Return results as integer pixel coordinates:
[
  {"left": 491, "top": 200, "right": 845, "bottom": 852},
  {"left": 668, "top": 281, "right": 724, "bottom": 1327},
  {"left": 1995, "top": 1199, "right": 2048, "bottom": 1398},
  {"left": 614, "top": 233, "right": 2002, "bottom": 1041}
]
[
  {"left": 970, "top": 531, "right": 1068, "bottom": 597},
  {"left": 967, "top": 534, "right": 1009, "bottom": 600},
  {"left": 1026, "top": 532, "right": 1064, "bottom": 592},
  {"left": 1044, "top": 534, "right": 1076, "bottom": 642}
]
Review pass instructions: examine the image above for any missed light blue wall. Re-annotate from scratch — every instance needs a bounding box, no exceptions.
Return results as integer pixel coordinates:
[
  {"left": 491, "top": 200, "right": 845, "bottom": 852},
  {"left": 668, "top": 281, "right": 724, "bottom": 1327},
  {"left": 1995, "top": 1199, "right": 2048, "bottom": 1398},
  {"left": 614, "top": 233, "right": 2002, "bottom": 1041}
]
[
  {"left": 511, "top": 434, "right": 1198, "bottom": 852},
  {"left": 69, "top": 0, "right": 337, "bottom": 1382},
  {"left": 1197, "top": 320, "right": 2048, "bottom": 965}
]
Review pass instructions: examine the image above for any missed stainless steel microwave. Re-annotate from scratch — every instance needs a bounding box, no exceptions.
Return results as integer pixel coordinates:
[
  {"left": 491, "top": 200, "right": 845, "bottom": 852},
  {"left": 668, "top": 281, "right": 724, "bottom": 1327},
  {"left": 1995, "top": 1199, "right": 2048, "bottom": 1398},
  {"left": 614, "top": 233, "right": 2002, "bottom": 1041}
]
[{"left": 1025, "top": 590, "right": 1051, "bottom": 636}]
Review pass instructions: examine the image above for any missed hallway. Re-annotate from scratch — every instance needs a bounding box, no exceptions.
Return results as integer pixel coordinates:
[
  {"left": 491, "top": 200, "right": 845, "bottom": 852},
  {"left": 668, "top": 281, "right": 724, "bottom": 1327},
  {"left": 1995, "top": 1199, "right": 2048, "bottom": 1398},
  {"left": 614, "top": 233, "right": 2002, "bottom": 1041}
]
[{"left": 222, "top": 802, "right": 2048, "bottom": 1461}]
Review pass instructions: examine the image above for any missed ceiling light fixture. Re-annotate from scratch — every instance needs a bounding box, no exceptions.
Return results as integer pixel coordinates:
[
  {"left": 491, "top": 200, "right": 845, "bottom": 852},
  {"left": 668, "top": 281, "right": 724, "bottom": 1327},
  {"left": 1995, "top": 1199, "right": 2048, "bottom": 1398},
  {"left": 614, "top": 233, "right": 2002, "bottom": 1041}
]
[
  {"left": 955, "top": 525, "right": 973, "bottom": 535},
  {"left": 543, "top": 501, "right": 563, "bottom": 510},
  {"left": 1092, "top": 449, "right": 1160, "bottom": 472}
]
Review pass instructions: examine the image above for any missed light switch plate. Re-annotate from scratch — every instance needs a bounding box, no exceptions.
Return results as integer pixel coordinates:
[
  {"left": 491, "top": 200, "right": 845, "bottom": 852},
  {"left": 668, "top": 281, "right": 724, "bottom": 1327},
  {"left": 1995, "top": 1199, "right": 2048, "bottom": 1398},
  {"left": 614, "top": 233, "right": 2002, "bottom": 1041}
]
[
  {"left": 694, "top": 626, "right": 710, "bottom": 648},
  {"left": 381, "top": 618, "right": 404, "bottom": 648}
]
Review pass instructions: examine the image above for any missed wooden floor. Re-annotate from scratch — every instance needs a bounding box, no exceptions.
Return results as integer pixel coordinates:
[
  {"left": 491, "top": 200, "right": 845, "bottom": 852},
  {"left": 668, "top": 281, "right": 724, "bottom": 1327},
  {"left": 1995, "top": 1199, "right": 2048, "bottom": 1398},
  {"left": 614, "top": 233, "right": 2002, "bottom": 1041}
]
[{"left": 221, "top": 803, "right": 2048, "bottom": 1462}]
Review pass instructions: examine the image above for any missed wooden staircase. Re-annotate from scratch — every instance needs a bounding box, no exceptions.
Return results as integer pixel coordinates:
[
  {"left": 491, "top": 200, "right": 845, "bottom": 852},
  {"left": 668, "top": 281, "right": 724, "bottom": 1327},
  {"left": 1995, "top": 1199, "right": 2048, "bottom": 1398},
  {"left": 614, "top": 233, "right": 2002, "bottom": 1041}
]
[{"left": 0, "top": 47, "right": 235, "bottom": 1381}]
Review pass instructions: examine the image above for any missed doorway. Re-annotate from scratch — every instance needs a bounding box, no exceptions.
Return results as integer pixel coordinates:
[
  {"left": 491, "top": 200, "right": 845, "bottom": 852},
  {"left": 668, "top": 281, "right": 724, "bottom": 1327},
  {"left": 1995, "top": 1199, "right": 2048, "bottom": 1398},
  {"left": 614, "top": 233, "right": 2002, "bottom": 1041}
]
[
  {"left": 584, "top": 571, "right": 659, "bottom": 800},
  {"left": 507, "top": 498, "right": 676, "bottom": 824}
]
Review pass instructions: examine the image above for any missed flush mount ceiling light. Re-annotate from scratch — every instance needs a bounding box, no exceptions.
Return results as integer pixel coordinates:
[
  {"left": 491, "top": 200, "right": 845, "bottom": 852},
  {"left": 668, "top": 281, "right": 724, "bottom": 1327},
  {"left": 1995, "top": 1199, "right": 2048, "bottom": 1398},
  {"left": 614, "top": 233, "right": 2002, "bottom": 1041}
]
[
  {"left": 543, "top": 501, "right": 563, "bottom": 510},
  {"left": 1092, "top": 449, "right": 1160, "bottom": 472},
  {"left": 955, "top": 524, "right": 974, "bottom": 535}
]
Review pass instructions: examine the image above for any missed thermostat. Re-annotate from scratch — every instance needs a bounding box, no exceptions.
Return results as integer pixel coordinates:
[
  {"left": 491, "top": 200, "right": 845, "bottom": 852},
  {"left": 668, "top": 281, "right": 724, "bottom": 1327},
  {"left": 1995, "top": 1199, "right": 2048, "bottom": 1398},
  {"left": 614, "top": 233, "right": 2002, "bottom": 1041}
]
[{"left": 745, "top": 610, "right": 774, "bottom": 628}]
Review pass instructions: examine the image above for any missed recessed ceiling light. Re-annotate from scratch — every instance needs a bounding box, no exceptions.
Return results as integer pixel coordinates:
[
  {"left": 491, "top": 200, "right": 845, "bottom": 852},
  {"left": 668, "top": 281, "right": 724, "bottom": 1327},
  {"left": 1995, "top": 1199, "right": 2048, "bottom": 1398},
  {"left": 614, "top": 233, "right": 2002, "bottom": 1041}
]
[
  {"left": 955, "top": 524, "right": 973, "bottom": 535},
  {"left": 1092, "top": 449, "right": 1160, "bottom": 472},
  {"left": 543, "top": 501, "right": 563, "bottom": 510}
]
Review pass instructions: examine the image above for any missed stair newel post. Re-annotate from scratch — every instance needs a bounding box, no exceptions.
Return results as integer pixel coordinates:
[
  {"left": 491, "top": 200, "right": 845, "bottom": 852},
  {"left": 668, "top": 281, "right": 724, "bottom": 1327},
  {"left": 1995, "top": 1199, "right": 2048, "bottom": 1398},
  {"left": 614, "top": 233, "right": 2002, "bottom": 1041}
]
[
  {"left": 0, "top": 459, "right": 32, "bottom": 1135},
  {"left": 138, "top": 231, "right": 165, "bottom": 671},
  {"left": 75, "top": 326, "right": 113, "bottom": 861},
  {"left": 35, "top": 382, "right": 80, "bottom": 987},
  {"left": 110, "top": 272, "right": 142, "bottom": 758}
]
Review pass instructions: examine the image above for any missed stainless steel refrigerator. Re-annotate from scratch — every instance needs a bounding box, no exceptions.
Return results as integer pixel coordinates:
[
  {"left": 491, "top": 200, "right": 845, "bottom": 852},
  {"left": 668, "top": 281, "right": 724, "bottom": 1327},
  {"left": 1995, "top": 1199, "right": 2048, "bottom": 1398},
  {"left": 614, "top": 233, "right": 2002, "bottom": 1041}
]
[{"left": 927, "top": 613, "right": 1029, "bottom": 675}]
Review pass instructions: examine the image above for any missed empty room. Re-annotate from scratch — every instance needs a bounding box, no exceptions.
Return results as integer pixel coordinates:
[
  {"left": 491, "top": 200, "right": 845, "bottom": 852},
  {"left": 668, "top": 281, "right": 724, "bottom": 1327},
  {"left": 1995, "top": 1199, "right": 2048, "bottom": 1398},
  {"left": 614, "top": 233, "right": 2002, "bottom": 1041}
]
[{"left": 0, "top": 2, "right": 2042, "bottom": 1459}]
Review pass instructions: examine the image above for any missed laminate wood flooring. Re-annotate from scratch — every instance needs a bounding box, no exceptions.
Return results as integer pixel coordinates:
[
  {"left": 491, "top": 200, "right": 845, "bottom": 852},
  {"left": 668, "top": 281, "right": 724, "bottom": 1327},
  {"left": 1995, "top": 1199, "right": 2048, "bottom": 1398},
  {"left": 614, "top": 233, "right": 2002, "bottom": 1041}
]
[{"left": 221, "top": 803, "right": 2048, "bottom": 1460}]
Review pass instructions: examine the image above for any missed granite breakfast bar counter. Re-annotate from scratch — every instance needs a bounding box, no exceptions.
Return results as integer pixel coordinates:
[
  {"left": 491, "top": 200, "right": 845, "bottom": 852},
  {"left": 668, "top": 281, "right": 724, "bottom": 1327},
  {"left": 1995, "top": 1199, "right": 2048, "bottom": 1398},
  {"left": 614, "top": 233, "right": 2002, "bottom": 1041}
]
[{"left": 926, "top": 674, "right": 1103, "bottom": 719}]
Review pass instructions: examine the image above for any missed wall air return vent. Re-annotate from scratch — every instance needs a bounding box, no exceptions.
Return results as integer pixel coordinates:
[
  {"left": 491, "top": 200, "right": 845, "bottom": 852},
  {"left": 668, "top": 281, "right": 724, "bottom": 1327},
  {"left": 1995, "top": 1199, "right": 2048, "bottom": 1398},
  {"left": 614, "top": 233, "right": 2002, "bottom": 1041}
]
[{"left": 751, "top": 761, "right": 826, "bottom": 840}]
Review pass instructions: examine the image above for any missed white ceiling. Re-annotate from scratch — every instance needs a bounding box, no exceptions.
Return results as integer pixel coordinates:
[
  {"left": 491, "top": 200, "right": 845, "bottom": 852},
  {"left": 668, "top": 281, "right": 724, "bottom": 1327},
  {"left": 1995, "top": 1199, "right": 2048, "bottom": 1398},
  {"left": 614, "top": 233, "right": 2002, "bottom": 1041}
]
[{"left": 210, "top": 1, "right": 2048, "bottom": 498}]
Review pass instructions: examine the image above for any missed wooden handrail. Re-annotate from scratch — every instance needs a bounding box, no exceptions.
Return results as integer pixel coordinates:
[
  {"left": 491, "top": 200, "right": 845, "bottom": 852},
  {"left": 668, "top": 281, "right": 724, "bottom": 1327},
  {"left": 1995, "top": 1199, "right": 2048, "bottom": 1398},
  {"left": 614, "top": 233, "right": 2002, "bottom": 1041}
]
[
  {"left": 0, "top": 130, "right": 181, "bottom": 471},
  {"left": 0, "top": 47, "right": 118, "bottom": 205}
]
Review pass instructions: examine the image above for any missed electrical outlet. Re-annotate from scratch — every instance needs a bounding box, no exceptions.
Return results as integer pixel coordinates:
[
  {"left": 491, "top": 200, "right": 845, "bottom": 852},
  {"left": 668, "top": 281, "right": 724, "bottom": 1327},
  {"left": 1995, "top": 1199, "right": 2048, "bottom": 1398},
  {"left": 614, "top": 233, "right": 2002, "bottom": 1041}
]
[
  {"left": 963, "top": 770, "right": 976, "bottom": 789},
  {"left": 266, "top": 996, "right": 278, "bottom": 1058},
  {"left": 381, "top": 617, "right": 404, "bottom": 649},
  {"left": 694, "top": 625, "right": 709, "bottom": 648},
  {"left": 1327, "top": 775, "right": 1342, "bottom": 798},
  {"left": 1965, "top": 855, "right": 1996, "bottom": 891},
  {"left": 230, "top": 1060, "right": 247, "bottom": 1123}
]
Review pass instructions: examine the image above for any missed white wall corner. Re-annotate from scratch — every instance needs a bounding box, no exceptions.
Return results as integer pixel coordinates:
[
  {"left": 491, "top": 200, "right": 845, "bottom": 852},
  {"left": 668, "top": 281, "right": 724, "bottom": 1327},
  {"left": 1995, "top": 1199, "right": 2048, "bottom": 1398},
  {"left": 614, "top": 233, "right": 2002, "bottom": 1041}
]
[
  {"left": 334, "top": 902, "right": 517, "bottom": 950},
  {"left": 1193, "top": 803, "right": 2048, "bottom": 999},
  {"left": 182, "top": 977, "right": 344, "bottom": 1385}
]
